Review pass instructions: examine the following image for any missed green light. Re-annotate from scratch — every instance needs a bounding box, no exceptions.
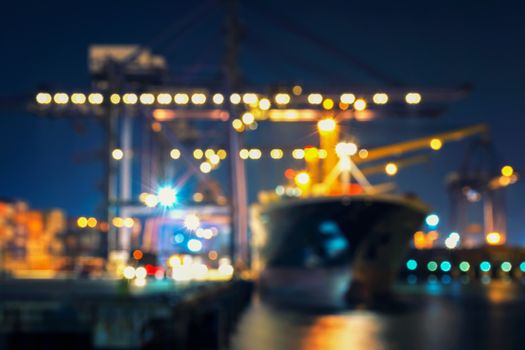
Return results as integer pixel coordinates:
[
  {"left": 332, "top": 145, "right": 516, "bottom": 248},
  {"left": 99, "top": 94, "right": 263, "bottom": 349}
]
[
  {"left": 501, "top": 261, "right": 512, "bottom": 272},
  {"left": 459, "top": 261, "right": 470, "bottom": 272},
  {"left": 427, "top": 261, "right": 438, "bottom": 272},
  {"left": 406, "top": 259, "right": 418, "bottom": 271},
  {"left": 440, "top": 261, "right": 451, "bottom": 272},
  {"left": 480, "top": 261, "right": 491, "bottom": 272}
]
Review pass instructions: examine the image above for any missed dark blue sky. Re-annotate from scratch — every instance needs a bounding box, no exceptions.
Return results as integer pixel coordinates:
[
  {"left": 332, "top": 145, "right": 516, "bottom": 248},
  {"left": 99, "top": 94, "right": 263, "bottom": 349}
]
[{"left": 1, "top": 0, "right": 524, "bottom": 243}]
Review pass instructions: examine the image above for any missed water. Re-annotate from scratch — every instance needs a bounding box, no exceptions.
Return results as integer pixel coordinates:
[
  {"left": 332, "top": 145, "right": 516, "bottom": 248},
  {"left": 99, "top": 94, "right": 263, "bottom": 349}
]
[{"left": 230, "top": 280, "right": 525, "bottom": 350}]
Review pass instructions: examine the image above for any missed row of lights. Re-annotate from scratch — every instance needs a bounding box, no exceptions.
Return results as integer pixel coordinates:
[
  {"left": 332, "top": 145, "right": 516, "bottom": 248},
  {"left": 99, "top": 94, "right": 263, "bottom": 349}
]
[
  {"left": 77, "top": 216, "right": 98, "bottom": 228},
  {"left": 406, "top": 259, "right": 523, "bottom": 273},
  {"left": 36, "top": 91, "right": 422, "bottom": 107}
]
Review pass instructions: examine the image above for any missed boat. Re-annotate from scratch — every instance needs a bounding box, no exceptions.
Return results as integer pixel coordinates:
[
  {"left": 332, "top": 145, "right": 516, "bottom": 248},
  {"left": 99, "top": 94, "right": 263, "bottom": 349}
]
[
  {"left": 251, "top": 193, "right": 427, "bottom": 302},
  {"left": 249, "top": 118, "right": 428, "bottom": 302}
]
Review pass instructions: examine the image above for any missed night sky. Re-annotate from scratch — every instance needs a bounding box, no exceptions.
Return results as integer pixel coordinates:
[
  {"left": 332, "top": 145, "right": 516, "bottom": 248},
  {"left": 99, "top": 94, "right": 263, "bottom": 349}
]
[{"left": 1, "top": 0, "right": 524, "bottom": 243}]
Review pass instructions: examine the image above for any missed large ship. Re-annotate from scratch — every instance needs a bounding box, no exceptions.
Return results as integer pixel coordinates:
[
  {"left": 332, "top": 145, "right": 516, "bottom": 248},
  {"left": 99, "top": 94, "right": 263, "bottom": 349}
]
[{"left": 250, "top": 117, "right": 430, "bottom": 302}]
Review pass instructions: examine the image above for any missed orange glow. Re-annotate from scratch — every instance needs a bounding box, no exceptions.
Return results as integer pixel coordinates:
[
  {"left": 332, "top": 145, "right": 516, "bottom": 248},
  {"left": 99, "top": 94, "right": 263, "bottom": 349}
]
[
  {"left": 339, "top": 102, "right": 349, "bottom": 110},
  {"left": 486, "top": 232, "right": 503, "bottom": 245},
  {"left": 208, "top": 250, "right": 218, "bottom": 260},
  {"left": 133, "top": 250, "right": 143, "bottom": 260},
  {"left": 284, "top": 168, "right": 296, "bottom": 179},
  {"left": 151, "top": 122, "right": 162, "bottom": 132}
]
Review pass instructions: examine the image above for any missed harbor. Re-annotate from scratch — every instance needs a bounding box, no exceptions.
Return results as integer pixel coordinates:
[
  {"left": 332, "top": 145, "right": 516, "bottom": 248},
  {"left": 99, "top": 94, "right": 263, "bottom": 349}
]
[{"left": 1, "top": 0, "right": 525, "bottom": 349}]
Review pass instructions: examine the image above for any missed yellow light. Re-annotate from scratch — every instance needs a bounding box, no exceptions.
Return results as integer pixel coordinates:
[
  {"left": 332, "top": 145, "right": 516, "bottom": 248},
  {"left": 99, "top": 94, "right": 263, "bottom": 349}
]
[
  {"left": 168, "top": 255, "right": 182, "bottom": 268},
  {"left": 112, "top": 217, "right": 124, "bottom": 228},
  {"left": 191, "top": 93, "right": 206, "bottom": 104},
  {"left": 292, "top": 85, "right": 302, "bottom": 95},
  {"left": 335, "top": 142, "right": 358, "bottom": 156},
  {"left": 217, "top": 149, "right": 227, "bottom": 159},
  {"left": 88, "top": 93, "right": 104, "bottom": 105},
  {"left": 170, "top": 148, "right": 181, "bottom": 159},
  {"left": 317, "top": 117, "right": 337, "bottom": 133},
  {"left": 112, "top": 148, "right": 124, "bottom": 160},
  {"left": 232, "top": 118, "right": 244, "bottom": 132},
  {"left": 358, "top": 149, "right": 369, "bottom": 159},
  {"left": 430, "top": 138, "right": 443, "bottom": 151},
  {"left": 322, "top": 98, "right": 334, "bottom": 110},
  {"left": 239, "top": 149, "right": 249, "bottom": 159},
  {"left": 204, "top": 149, "right": 215, "bottom": 159},
  {"left": 294, "top": 171, "right": 310, "bottom": 186},
  {"left": 77, "top": 217, "right": 88, "bottom": 228},
  {"left": 249, "top": 149, "right": 262, "bottom": 159},
  {"left": 292, "top": 149, "right": 305, "bottom": 159},
  {"left": 373, "top": 93, "right": 388, "bottom": 104},
  {"left": 174, "top": 93, "right": 189, "bottom": 104},
  {"left": 405, "top": 92, "right": 422, "bottom": 104},
  {"left": 212, "top": 93, "right": 224, "bottom": 104},
  {"left": 71, "top": 93, "right": 86, "bottom": 104},
  {"left": 318, "top": 149, "right": 328, "bottom": 159},
  {"left": 340, "top": 93, "right": 356, "bottom": 104},
  {"left": 123, "top": 93, "right": 138, "bottom": 104},
  {"left": 242, "top": 93, "right": 258, "bottom": 104},
  {"left": 385, "top": 162, "right": 398, "bottom": 176},
  {"left": 157, "top": 93, "right": 172, "bottom": 105},
  {"left": 353, "top": 98, "right": 367, "bottom": 111},
  {"left": 209, "top": 154, "right": 220, "bottom": 165},
  {"left": 139, "top": 93, "right": 155, "bottom": 105},
  {"left": 144, "top": 194, "right": 159, "bottom": 208},
  {"left": 110, "top": 93, "right": 121, "bottom": 104},
  {"left": 258, "top": 98, "right": 271, "bottom": 110},
  {"left": 241, "top": 112, "right": 255, "bottom": 125},
  {"left": 200, "top": 162, "right": 212, "bottom": 173},
  {"left": 486, "top": 232, "right": 503, "bottom": 245},
  {"left": 274, "top": 93, "right": 290, "bottom": 105},
  {"left": 193, "top": 149, "right": 204, "bottom": 159},
  {"left": 36, "top": 92, "right": 52, "bottom": 104},
  {"left": 53, "top": 93, "right": 69, "bottom": 104},
  {"left": 123, "top": 217, "right": 134, "bottom": 228},
  {"left": 230, "top": 93, "right": 241, "bottom": 104},
  {"left": 87, "top": 217, "right": 97, "bottom": 228},
  {"left": 307, "top": 93, "right": 323, "bottom": 104},
  {"left": 501, "top": 165, "right": 514, "bottom": 177},
  {"left": 304, "top": 147, "right": 319, "bottom": 162},
  {"left": 270, "top": 149, "right": 284, "bottom": 159}
]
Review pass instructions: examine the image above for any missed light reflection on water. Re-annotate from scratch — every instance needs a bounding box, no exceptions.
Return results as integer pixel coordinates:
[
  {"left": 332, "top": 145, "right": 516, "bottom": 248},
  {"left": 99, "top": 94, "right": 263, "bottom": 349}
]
[{"left": 230, "top": 282, "right": 525, "bottom": 350}]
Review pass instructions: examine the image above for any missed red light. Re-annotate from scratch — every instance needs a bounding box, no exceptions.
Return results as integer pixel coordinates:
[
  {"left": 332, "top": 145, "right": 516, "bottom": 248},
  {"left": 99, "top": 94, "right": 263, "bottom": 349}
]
[{"left": 284, "top": 168, "right": 296, "bottom": 179}]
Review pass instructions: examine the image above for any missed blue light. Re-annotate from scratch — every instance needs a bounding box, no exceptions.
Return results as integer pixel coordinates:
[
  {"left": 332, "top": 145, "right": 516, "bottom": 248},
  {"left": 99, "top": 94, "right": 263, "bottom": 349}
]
[
  {"left": 174, "top": 233, "right": 184, "bottom": 244},
  {"left": 480, "top": 261, "right": 491, "bottom": 272},
  {"left": 440, "top": 261, "right": 451, "bottom": 272},
  {"left": 520, "top": 262, "right": 525, "bottom": 272},
  {"left": 187, "top": 239, "right": 203, "bottom": 252},
  {"left": 406, "top": 259, "right": 418, "bottom": 271},
  {"left": 425, "top": 214, "right": 439, "bottom": 227},
  {"left": 427, "top": 261, "right": 438, "bottom": 272}
]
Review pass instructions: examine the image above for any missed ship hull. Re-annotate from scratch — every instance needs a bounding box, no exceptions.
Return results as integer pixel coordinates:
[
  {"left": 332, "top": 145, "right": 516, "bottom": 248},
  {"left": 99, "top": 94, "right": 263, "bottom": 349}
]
[{"left": 250, "top": 195, "right": 427, "bottom": 301}]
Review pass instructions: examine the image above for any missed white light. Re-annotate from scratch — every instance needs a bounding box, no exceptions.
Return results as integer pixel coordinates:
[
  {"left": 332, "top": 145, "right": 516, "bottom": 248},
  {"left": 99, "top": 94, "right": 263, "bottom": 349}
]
[
  {"left": 157, "top": 187, "right": 177, "bottom": 206},
  {"left": 445, "top": 237, "right": 459, "bottom": 249},
  {"left": 184, "top": 214, "right": 200, "bottom": 231},
  {"left": 425, "top": 214, "right": 439, "bottom": 227},
  {"left": 144, "top": 194, "right": 159, "bottom": 208},
  {"left": 242, "top": 112, "right": 255, "bottom": 125},
  {"left": 449, "top": 232, "right": 460, "bottom": 241},
  {"left": 53, "top": 93, "right": 69, "bottom": 104},
  {"left": 140, "top": 93, "right": 155, "bottom": 105},
  {"left": 405, "top": 92, "right": 422, "bottom": 104},
  {"left": 71, "top": 93, "right": 86, "bottom": 104},
  {"left": 170, "top": 148, "right": 181, "bottom": 159},
  {"left": 335, "top": 142, "right": 358, "bottom": 157},
  {"left": 274, "top": 93, "right": 290, "bottom": 105},
  {"left": 157, "top": 93, "right": 172, "bottom": 104},
  {"left": 112, "top": 148, "right": 124, "bottom": 160},
  {"left": 212, "top": 93, "right": 224, "bottom": 104},
  {"left": 135, "top": 266, "right": 147, "bottom": 279},
  {"left": 188, "top": 239, "right": 203, "bottom": 252},
  {"left": 218, "top": 264, "right": 234, "bottom": 276},
  {"left": 230, "top": 93, "right": 241, "bottom": 104},
  {"left": 36, "top": 92, "right": 52, "bottom": 104},
  {"left": 307, "top": 93, "right": 323, "bottom": 104},
  {"left": 340, "top": 93, "right": 356, "bottom": 104},
  {"left": 258, "top": 98, "right": 271, "bottom": 110},
  {"left": 243, "top": 93, "right": 258, "bottom": 104},
  {"left": 123, "top": 266, "right": 136, "bottom": 280},
  {"left": 123, "top": 93, "right": 138, "bottom": 104},
  {"left": 191, "top": 93, "right": 206, "bottom": 104},
  {"left": 200, "top": 162, "right": 212, "bottom": 173},
  {"left": 174, "top": 93, "right": 189, "bottom": 104}
]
